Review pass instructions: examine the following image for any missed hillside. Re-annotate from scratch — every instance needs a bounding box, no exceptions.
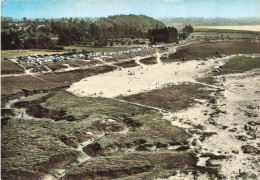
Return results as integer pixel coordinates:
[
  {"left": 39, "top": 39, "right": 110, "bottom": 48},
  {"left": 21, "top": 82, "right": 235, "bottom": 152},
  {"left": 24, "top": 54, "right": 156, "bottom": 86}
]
[
  {"left": 1, "top": 14, "right": 166, "bottom": 49},
  {"left": 107, "top": 14, "right": 165, "bottom": 30}
]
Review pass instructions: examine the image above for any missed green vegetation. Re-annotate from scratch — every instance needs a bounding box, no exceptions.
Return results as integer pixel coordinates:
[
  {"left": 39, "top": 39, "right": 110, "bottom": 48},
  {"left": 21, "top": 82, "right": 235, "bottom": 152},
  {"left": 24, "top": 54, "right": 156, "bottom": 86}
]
[
  {"left": 115, "top": 60, "right": 140, "bottom": 68},
  {"left": 1, "top": 49, "right": 66, "bottom": 59},
  {"left": 2, "top": 91, "right": 195, "bottom": 179},
  {"left": 41, "top": 91, "right": 154, "bottom": 118},
  {"left": 118, "top": 83, "right": 211, "bottom": 112},
  {"left": 140, "top": 56, "right": 157, "bottom": 65},
  {"left": 64, "top": 151, "right": 197, "bottom": 180},
  {"left": 1, "top": 60, "right": 24, "bottom": 74},
  {"left": 194, "top": 28, "right": 257, "bottom": 34},
  {"left": 196, "top": 77, "right": 217, "bottom": 85},
  {"left": 1, "top": 117, "right": 90, "bottom": 178},
  {"left": 2, "top": 15, "right": 165, "bottom": 49},
  {"left": 165, "top": 42, "right": 260, "bottom": 61},
  {"left": 63, "top": 46, "right": 139, "bottom": 53},
  {"left": 215, "top": 56, "right": 260, "bottom": 75},
  {"left": 179, "top": 25, "right": 194, "bottom": 39},
  {"left": 191, "top": 28, "right": 258, "bottom": 40},
  {"left": 148, "top": 27, "right": 178, "bottom": 43}
]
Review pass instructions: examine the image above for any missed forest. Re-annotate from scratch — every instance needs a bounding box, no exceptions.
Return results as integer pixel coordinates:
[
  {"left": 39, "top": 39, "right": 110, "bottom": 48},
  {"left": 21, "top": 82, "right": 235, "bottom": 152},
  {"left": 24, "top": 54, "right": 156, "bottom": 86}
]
[{"left": 1, "top": 15, "right": 166, "bottom": 50}]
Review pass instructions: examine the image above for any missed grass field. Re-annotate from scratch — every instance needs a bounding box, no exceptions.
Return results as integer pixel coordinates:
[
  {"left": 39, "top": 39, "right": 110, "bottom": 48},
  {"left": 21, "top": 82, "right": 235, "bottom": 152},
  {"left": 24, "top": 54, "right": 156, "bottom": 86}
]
[
  {"left": 1, "top": 60, "right": 24, "bottom": 74},
  {"left": 1, "top": 49, "right": 66, "bottom": 59},
  {"left": 196, "top": 77, "right": 218, "bottom": 85},
  {"left": 191, "top": 28, "right": 258, "bottom": 40},
  {"left": 63, "top": 46, "right": 140, "bottom": 52},
  {"left": 164, "top": 42, "right": 260, "bottom": 61},
  {"left": 214, "top": 56, "right": 260, "bottom": 75},
  {"left": 118, "top": 83, "right": 211, "bottom": 112},
  {"left": 194, "top": 28, "right": 258, "bottom": 34}
]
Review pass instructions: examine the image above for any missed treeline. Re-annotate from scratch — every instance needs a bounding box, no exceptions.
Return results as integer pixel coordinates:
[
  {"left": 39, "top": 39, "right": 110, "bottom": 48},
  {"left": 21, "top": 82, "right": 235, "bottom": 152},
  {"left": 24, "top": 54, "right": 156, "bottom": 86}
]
[
  {"left": 2, "top": 15, "right": 194, "bottom": 50},
  {"left": 1, "top": 15, "right": 165, "bottom": 49},
  {"left": 148, "top": 27, "right": 178, "bottom": 43},
  {"left": 179, "top": 25, "right": 193, "bottom": 39},
  {"left": 53, "top": 14, "right": 165, "bottom": 45},
  {"left": 1, "top": 32, "right": 62, "bottom": 50}
]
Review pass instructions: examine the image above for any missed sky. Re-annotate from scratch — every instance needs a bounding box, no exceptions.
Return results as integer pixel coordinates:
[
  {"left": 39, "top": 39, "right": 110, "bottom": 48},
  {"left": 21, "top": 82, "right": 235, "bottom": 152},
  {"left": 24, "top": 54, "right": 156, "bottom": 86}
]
[{"left": 1, "top": 0, "right": 260, "bottom": 19}]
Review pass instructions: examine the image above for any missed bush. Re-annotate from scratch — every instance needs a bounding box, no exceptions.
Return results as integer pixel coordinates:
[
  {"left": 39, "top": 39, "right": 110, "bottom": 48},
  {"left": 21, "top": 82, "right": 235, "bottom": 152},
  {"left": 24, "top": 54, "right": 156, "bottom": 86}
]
[
  {"left": 51, "top": 46, "right": 64, "bottom": 50},
  {"left": 121, "top": 41, "right": 127, "bottom": 45}
]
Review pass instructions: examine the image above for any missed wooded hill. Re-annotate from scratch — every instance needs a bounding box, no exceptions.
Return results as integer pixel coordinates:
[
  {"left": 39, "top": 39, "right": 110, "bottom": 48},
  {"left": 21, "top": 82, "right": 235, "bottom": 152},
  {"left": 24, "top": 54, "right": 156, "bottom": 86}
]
[{"left": 1, "top": 15, "right": 166, "bottom": 49}]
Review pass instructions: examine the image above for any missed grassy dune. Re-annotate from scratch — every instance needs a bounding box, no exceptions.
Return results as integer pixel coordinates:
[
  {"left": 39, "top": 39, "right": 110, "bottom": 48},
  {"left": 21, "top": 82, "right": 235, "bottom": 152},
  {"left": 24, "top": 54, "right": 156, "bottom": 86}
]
[
  {"left": 215, "top": 56, "right": 260, "bottom": 75},
  {"left": 2, "top": 90, "right": 195, "bottom": 179},
  {"left": 118, "top": 83, "right": 211, "bottom": 112},
  {"left": 163, "top": 42, "right": 260, "bottom": 62},
  {"left": 1, "top": 117, "right": 89, "bottom": 179}
]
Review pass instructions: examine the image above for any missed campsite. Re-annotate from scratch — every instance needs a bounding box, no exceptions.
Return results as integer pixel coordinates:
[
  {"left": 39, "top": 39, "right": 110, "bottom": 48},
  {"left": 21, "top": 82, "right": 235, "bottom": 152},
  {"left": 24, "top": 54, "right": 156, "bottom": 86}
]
[{"left": 1, "top": 1, "right": 260, "bottom": 180}]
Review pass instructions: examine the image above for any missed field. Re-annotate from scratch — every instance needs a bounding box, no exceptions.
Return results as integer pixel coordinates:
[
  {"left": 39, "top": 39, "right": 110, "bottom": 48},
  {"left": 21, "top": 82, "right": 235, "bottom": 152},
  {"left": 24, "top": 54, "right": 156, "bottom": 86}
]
[
  {"left": 63, "top": 46, "right": 140, "bottom": 53},
  {"left": 118, "top": 83, "right": 211, "bottom": 112},
  {"left": 191, "top": 28, "right": 258, "bottom": 40},
  {"left": 2, "top": 90, "right": 212, "bottom": 179},
  {"left": 162, "top": 42, "right": 260, "bottom": 62},
  {"left": 1, "top": 49, "right": 67, "bottom": 59},
  {"left": 1, "top": 60, "right": 24, "bottom": 74},
  {"left": 214, "top": 56, "right": 260, "bottom": 75}
]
